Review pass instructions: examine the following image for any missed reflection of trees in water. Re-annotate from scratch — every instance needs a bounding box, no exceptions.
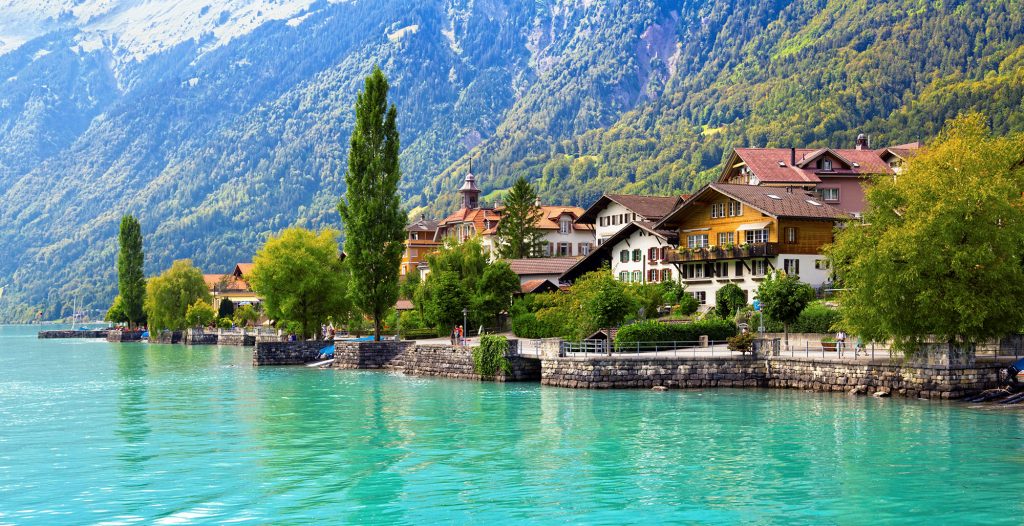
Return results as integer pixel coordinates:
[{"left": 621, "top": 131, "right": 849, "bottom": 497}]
[{"left": 115, "top": 345, "right": 152, "bottom": 471}]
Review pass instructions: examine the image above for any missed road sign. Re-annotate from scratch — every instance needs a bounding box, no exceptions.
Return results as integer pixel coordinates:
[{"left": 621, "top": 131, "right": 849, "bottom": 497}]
[{"left": 753, "top": 299, "right": 761, "bottom": 311}]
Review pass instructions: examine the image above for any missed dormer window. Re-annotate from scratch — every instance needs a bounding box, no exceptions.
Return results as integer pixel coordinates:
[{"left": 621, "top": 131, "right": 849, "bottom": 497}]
[
  {"left": 559, "top": 216, "right": 572, "bottom": 234},
  {"left": 822, "top": 159, "right": 832, "bottom": 171}
]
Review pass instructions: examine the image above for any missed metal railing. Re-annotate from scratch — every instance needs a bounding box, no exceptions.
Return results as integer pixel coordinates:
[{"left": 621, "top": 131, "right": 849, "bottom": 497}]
[{"left": 558, "top": 339, "right": 750, "bottom": 358}]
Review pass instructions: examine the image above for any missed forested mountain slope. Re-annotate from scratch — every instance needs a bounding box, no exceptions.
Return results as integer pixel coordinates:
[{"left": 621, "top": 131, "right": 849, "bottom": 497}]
[{"left": 0, "top": 0, "right": 1022, "bottom": 321}]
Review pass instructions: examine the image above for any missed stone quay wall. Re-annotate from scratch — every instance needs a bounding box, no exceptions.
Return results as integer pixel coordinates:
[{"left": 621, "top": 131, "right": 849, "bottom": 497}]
[
  {"left": 106, "top": 330, "right": 144, "bottom": 342},
  {"left": 38, "top": 330, "right": 109, "bottom": 339},
  {"left": 184, "top": 329, "right": 218, "bottom": 345},
  {"left": 765, "top": 356, "right": 1009, "bottom": 399},
  {"left": 217, "top": 331, "right": 257, "bottom": 346},
  {"left": 332, "top": 340, "right": 541, "bottom": 382},
  {"left": 541, "top": 356, "right": 767, "bottom": 389},
  {"left": 253, "top": 341, "right": 332, "bottom": 366},
  {"left": 151, "top": 330, "right": 182, "bottom": 344},
  {"left": 539, "top": 354, "right": 1011, "bottom": 399}
]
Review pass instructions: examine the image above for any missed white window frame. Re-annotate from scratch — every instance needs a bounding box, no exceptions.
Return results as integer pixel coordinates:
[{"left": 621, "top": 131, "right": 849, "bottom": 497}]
[
  {"left": 711, "top": 202, "right": 726, "bottom": 219},
  {"left": 728, "top": 200, "right": 742, "bottom": 217},
  {"left": 632, "top": 270, "right": 642, "bottom": 283},
  {"left": 688, "top": 234, "right": 709, "bottom": 248},
  {"left": 718, "top": 232, "right": 734, "bottom": 246},
  {"left": 559, "top": 217, "right": 572, "bottom": 234},
  {"left": 745, "top": 229, "right": 769, "bottom": 244},
  {"left": 751, "top": 260, "right": 767, "bottom": 276},
  {"left": 820, "top": 187, "right": 840, "bottom": 201},
  {"left": 784, "top": 258, "right": 800, "bottom": 276},
  {"left": 692, "top": 291, "right": 706, "bottom": 305}
]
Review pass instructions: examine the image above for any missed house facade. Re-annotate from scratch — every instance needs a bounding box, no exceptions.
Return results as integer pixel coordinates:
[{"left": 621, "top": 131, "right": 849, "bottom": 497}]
[
  {"left": 401, "top": 216, "right": 440, "bottom": 276},
  {"left": 204, "top": 263, "right": 261, "bottom": 309},
  {"left": 575, "top": 194, "right": 684, "bottom": 245},
  {"left": 435, "top": 169, "right": 594, "bottom": 259},
  {"left": 560, "top": 221, "right": 678, "bottom": 285},
  {"left": 655, "top": 183, "right": 849, "bottom": 309}
]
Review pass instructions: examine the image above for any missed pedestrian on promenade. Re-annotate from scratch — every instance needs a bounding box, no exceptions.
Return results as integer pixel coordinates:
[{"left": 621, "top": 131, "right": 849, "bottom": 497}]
[
  {"left": 836, "top": 330, "right": 847, "bottom": 357},
  {"left": 450, "top": 327, "right": 457, "bottom": 345}
]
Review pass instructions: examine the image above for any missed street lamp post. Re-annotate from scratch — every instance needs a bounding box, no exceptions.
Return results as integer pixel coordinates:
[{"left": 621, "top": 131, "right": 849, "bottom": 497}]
[{"left": 462, "top": 307, "right": 468, "bottom": 346}]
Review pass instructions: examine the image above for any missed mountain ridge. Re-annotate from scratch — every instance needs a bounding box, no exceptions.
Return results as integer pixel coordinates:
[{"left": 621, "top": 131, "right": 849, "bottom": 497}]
[{"left": 0, "top": 0, "right": 1022, "bottom": 321}]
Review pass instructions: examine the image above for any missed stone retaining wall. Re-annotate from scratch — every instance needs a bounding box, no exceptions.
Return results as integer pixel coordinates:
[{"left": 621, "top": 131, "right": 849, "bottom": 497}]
[
  {"left": 253, "top": 341, "right": 332, "bottom": 366},
  {"left": 542, "top": 356, "right": 766, "bottom": 389},
  {"left": 765, "top": 356, "right": 1009, "bottom": 399},
  {"left": 539, "top": 354, "right": 1012, "bottom": 399},
  {"left": 184, "top": 329, "right": 218, "bottom": 345},
  {"left": 217, "top": 332, "right": 256, "bottom": 346},
  {"left": 151, "top": 330, "right": 182, "bottom": 344},
  {"left": 332, "top": 340, "right": 540, "bottom": 382},
  {"left": 38, "top": 330, "right": 109, "bottom": 339},
  {"left": 106, "top": 331, "right": 143, "bottom": 342}
]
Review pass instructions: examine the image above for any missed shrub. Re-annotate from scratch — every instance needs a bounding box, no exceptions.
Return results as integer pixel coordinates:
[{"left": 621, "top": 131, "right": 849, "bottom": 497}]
[
  {"left": 217, "top": 317, "right": 233, "bottom": 329},
  {"left": 399, "top": 310, "right": 426, "bottom": 330},
  {"left": 676, "top": 293, "right": 700, "bottom": 316},
  {"left": 615, "top": 318, "right": 738, "bottom": 344},
  {"left": 473, "top": 335, "right": 511, "bottom": 377},
  {"left": 727, "top": 332, "right": 756, "bottom": 354},
  {"left": 401, "top": 327, "right": 439, "bottom": 340},
  {"left": 715, "top": 283, "right": 747, "bottom": 318},
  {"left": 791, "top": 302, "right": 842, "bottom": 334}
]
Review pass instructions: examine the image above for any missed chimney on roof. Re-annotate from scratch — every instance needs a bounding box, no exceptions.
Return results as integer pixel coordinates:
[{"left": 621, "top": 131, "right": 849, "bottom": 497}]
[
  {"left": 856, "top": 133, "right": 869, "bottom": 150},
  {"left": 790, "top": 147, "right": 796, "bottom": 165}
]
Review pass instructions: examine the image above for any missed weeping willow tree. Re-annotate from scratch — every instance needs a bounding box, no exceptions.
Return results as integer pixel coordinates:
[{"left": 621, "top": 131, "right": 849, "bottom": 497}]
[{"left": 827, "top": 114, "right": 1024, "bottom": 355}]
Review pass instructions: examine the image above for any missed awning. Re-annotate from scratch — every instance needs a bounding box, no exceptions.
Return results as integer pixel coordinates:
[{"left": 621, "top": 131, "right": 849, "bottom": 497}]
[
  {"left": 736, "top": 221, "right": 771, "bottom": 231},
  {"left": 681, "top": 227, "right": 710, "bottom": 233}
]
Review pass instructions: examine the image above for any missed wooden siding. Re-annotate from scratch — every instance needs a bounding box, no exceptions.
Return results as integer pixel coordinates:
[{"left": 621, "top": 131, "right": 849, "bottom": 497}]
[
  {"left": 674, "top": 196, "right": 776, "bottom": 246},
  {"left": 776, "top": 219, "right": 835, "bottom": 255}
]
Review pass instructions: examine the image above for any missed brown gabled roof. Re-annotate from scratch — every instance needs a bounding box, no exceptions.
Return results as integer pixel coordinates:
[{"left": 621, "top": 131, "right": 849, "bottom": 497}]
[
  {"left": 406, "top": 217, "right": 440, "bottom": 232},
  {"left": 520, "top": 279, "right": 559, "bottom": 294},
  {"left": 395, "top": 299, "right": 415, "bottom": 311},
  {"left": 233, "top": 263, "right": 254, "bottom": 278},
  {"left": 506, "top": 257, "right": 581, "bottom": 277},
  {"left": 657, "top": 183, "right": 850, "bottom": 228},
  {"left": 722, "top": 147, "right": 896, "bottom": 185},
  {"left": 576, "top": 194, "right": 684, "bottom": 224}
]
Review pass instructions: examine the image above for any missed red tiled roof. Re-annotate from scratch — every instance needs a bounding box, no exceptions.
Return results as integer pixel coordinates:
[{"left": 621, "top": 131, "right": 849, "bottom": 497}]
[
  {"left": 233, "top": 263, "right": 254, "bottom": 277},
  {"left": 577, "top": 194, "right": 684, "bottom": 224},
  {"left": 395, "top": 299, "right": 414, "bottom": 311},
  {"left": 506, "top": 257, "right": 581, "bottom": 276},
  {"left": 436, "top": 207, "right": 502, "bottom": 239},
  {"left": 535, "top": 205, "right": 593, "bottom": 231}
]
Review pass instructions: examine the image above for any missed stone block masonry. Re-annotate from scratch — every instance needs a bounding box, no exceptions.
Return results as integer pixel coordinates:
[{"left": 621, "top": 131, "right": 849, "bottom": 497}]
[
  {"left": 151, "top": 330, "right": 182, "bottom": 344},
  {"left": 332, "top": 341, "right": 541, "bottom": 382},
  {"left": 253, "top": 341, "right": 333, "bottom": 366},
  {"left": 541, "top": 356, "right": 767, "bottom": 389},
  {"left": 765, "top": 356, "right": 1009, "bottom": 400},
  {"left": 39, "top": 330, "right": 109, "bottom": 339},
  {"left": 106, "top": 330, "right": 143, "bottom": 342}
]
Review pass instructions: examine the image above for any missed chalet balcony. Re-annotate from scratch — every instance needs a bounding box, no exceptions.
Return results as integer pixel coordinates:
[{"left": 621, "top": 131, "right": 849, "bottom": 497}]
[{"left": 667, "top": 243, "right": 779, "bottom": 263}]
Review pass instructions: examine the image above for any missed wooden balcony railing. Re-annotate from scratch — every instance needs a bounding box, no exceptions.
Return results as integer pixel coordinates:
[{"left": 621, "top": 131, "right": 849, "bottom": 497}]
[{"left": 667, "top": 243, "right": 779, "bottom": 263}]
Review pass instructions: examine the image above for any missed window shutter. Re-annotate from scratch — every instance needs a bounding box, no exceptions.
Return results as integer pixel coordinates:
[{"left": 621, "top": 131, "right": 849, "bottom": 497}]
[{"left": 735, "top": 261, "right": 743, "bottom": 276}]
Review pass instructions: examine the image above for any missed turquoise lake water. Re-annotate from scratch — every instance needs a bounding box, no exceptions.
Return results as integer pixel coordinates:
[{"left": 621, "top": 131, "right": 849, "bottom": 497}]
[{"left": 2, "top": 324, "right": 1024, "bottom": 525}]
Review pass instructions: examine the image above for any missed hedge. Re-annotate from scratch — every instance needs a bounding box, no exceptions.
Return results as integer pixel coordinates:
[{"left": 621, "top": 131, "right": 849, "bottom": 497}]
[
  {"left": 512, "top": 312, "right": 564, "bottom": 339},
  {"left": 614, "top": 318, "right": 738, "bottom": 344},
  {"left": 791, "top": 303, "right": 842, "bottom": 334},
  {"left": 401, "top": 327, "right": 440, "bottom": 340}
]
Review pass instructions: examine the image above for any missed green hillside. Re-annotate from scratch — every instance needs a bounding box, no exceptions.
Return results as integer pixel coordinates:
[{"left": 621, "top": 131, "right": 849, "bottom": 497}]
[{"left": 0, "top": 0, "right": 1022, "bottom": 321}]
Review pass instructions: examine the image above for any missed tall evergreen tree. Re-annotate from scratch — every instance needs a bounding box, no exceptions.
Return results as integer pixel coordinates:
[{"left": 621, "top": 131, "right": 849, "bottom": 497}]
[
  {"left": 496, "top": 177, "right": 544, "bottom": 259},
  {"left": 116, "top": 214, "right": 146, "bottom": 328},
  {"left": 338, "top": 66, "right": 406, "bottom": 341}
]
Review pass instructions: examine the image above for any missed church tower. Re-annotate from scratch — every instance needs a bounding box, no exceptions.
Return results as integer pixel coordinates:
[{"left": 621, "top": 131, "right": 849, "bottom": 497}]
[{"left": 458, "top": 158, "right": 481, "bottom": 209}]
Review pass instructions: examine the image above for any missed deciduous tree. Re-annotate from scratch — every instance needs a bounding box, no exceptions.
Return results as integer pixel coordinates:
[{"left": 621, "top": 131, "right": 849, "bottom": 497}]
[
  {"left": 475, "top": 261, "right": 521, "bottom": 327},
  {"left": 248, "top": 227, "right": 350, "bottom": 339},
  {"left": 338, "top": 66, "right": 406, "bottom": 341},
  {"left": 756, "top": 270, "right": 815, "bottom": 349},
  {"left": 144, "top": 259, "right": 210, "bottom": 331},
  {"left": 827, "top": 114, "right": 1024, "bottom": 354},
  {"left": 185, "top": 300, "right": 216, "bottom": 328}
]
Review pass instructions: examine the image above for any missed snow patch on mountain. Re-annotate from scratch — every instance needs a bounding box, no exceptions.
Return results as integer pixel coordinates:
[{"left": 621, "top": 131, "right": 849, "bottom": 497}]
[{"left": 0, "top": 0, "right": 346, "bottom": 59}]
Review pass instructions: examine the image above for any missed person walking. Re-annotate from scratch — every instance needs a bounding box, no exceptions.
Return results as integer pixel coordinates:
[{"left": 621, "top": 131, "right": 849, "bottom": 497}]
[
  {"left": 450, "top": 326, "right": 457, "bottom": 345},
  {"left": 836, "top": 330, "right": 847, "bottom": 357}
]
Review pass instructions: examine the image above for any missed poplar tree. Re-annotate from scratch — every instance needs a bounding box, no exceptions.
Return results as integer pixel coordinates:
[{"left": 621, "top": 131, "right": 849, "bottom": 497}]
[
  {"left": 338, "top": 66, "right": 406, "bottom": 341},
  {"left": 117, "top": 214, "right": 146, "bottom": 328},
  {"left": 496, "top": 177, "right": 544, "bottom": 259}
]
